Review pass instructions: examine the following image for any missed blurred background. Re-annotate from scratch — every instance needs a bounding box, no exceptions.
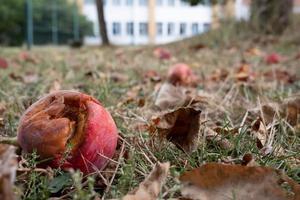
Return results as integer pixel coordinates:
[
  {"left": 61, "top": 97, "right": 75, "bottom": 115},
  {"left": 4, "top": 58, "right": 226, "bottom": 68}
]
[{"left": 0, "top": 0, "right": 299, "bottom": 48}]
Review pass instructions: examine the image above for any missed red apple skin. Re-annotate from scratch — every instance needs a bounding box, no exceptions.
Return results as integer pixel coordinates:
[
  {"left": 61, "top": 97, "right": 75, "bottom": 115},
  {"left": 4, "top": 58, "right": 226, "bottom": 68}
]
[
  {"left": 17, "top": 91, "right": 118, "bottom": 174},
  {"left": 167, "top": 63, "right": 197, "bottom": 86}
]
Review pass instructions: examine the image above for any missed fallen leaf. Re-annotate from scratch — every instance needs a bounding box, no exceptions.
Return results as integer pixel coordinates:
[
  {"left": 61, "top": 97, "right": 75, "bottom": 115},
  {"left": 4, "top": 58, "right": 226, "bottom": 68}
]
[
  {"left": 190, "top": 43, "right": 206, "bottom": 51},
  {"left": 204, "top": 127, "right": 233, "bottom": 150},
  {"left": 110, "top": 72, "right": 129, "bottom": 83},
  {"left": 241, "top": 153, "right": 258, "bottom": 166},
  {"left": 123, "top": 162, "right": 170, "bottom": 200},
  {"left": 251, "top": 117, "right": 268, "bottom": 149},
  {"left": 143, "top": 70, "right": 161, "bottom": 82},
  {"left": 263, "top": 69, "right": 297, "bottom": 84},
  {"left": 153, "top": 48, "right": 171, "bottom": 60},
  {"left": 150, "top": 107, "right": 201, "bottom": 153},
  {"left": 281, "top": 95, "right": 300, "bottom": 126},
  {"left": 154, "top": 82, "right": 188, "bottom": 110},
  {"left": 261, "top": 95, "right": 300, "bottom": 126},
  {"left": 0, "top": 57, "right": 8, "bottom": 69},
  {"left": 209, "top": 68, "right": 229, "bottom": 82},
  {"left": 49, "top": 80, "right": 62, "bottom": 93},
  {"left": 0, "top": 144, "right": 17, "bottom": 200},
  {"left": 180, "top": 163, "right": 300, "bottom": 200},
  {"left": 0, "top": 103, "right": 6, "bottom": 116},
  {"left": 235, "top": 64, "right": 255, "bottom": 82},
  {"left": 246, "top": 47, "right": 263, "bottom": 56},
  {"left": 261, "top": 103, "right": 281, "bottom": 125}
]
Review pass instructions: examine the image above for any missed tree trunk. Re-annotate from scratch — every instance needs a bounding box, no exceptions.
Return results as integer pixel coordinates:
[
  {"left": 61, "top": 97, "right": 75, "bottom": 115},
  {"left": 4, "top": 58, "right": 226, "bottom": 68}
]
[
  {"left": 250, "top": 0, "right": 293, "bottom": 34},
  {"left": 95, "top": 0, "right": 109, "bottom": 45}
]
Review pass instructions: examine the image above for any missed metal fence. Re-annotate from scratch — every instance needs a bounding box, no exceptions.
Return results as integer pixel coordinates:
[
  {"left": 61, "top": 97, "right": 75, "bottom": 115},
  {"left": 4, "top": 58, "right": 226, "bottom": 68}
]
[{"left": 25, "top": 0, "right": 80, "bottom": 49}]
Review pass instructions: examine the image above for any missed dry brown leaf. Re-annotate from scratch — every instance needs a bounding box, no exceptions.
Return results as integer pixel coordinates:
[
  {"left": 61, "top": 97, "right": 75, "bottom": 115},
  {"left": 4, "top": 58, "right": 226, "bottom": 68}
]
[
  {"left": 261, "top": 102, "right": 281, "bottom": 125},
  {"left": 143, "top": 70, "right": 161, "bottom": 82},
  {"left": 180, "top": 163, "right": 300, "bottom": 200},
  {"left": 204, "top": 127, "right": 233, "bottom": 150},
  {"left": 281, "top": 95, "right": 300, "bottom": 126},
  {"left": 235, "top": 64, "right": 255, "bottom": 82},
  {"left": 261, "top": 95, "right": 300, "bottom": 126},
  {"left": 151, "top": 107, "right": 201, "bottom": 153},
  {"left": 0, "top": 144, "right": 17, "bottom": 200},
  {"left": 251, "top": 117, "right": 268, "bottom": 149},
  {"left": 123, "top": 162, "right": 170, "bottom": 200},
  {"left": 209, "top": 68, "right": 229, "bottom": 82},
  {"left": 154, "top": 82, "right": 188, "bottom": 110},
  {"left": 241, "top": 153, "right": 258, "bottom": 166},
  {"left": 0, "top": 103, "right": 6, "bottom": 116},
  {"left": 263, "top": 69, "right": 297, "bottom": 84},
  {"left": 49, "top": 80, "right": 62, "bottom": 93},
  {"left": 245, "top": 47, "right": 263, "bottom": 56}
]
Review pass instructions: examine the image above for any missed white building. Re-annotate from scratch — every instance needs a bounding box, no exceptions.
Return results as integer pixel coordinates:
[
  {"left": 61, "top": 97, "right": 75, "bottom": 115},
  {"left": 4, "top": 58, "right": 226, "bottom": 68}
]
[{"left": 81, "top": 0, "right": 248, "bottom": 45}]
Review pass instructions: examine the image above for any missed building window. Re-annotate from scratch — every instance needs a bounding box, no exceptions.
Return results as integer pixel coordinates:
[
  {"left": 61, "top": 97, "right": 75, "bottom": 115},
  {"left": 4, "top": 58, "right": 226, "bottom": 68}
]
[
  {"left": 180, "top": 1, "right": 188, "bottom": 6},
  {"left": 112, "top": 22, "right": 121, "bottom": 35},
  {"left": 157, "top": 0, "right": 163, "bottom": 6},
  {"left": 126, "top": 0, "right": 134, "bottom": 6},
  {"left": 191, "top": 23, "right": 199, "bottom": 35},
  {"left": 203, "top": 23, "right": 211, "bottom": 31},
  {"left": 167, "top": 22, "right": 174, "bottom": 35},
  {"left": 156, "top": 22, "right": 163, "bottom": 35},
  {"left": 113, "top": 0, "right": 121, "bottom": 5},
  {"left": 139, "top": 22, "right": 148, "bottom": 36},
  {"left": 179, "top": 23, "right": 186, "bottom": 35},
  {"left": 168, "top": 0, "right": 175, "bottom": 6},
  {"left": 139, "top": 0, "right": 147, "bottom": 6},
  {"left": 126, "top": 22, "right": 134, "bottom": 35}
]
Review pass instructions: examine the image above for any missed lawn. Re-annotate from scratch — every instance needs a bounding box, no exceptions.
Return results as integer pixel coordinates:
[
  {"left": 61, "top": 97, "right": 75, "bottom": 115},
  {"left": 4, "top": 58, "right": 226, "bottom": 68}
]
[{"left": 0, "top": 20, "right": 299, "bottom": 199}]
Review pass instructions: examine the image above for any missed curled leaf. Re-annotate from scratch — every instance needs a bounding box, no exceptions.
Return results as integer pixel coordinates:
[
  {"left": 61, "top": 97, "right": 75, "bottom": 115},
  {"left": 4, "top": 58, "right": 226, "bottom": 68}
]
[
  {"left": 251, "top": 117, "right": 268, "bottom": 149},
  {"left": 204, "top": 127, "right": 233, "bottom": 150},
  {"left": 180, "top": 163, "right": 300, "bottom": 200},
  {"left": 150, "top": 107, "right": 201, "bottom": 153},
  {"left": 154, "top": 82, "right": 188, "bottom": 110},
  {"left": 0, "top": 144, "right": 17, "bottom": 200},
  {"left": 123, "top": 162, "right": 170, "bottom": 200}
]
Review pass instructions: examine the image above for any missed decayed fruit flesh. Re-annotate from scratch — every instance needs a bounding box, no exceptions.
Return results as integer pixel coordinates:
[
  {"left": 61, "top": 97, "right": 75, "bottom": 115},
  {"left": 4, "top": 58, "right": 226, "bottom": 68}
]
[{"left": 17, "top": 90, "right": 118, "bottom": 173}]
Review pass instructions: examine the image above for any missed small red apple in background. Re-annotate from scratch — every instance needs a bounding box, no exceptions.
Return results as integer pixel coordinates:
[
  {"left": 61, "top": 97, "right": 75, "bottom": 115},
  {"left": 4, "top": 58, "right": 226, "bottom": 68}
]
[
  {"left": 19, "top": 52, "right": 37, "bottom": 64},
  {"left": 265, "top": 53, "right": 281, "bottom": 64},
  {"left": 0, "top": 57, "right": 8, "bottom": 69},
  {"left": 167, "top": 63, "right": 198, "bottom": 86},
  {"left": 17, "top": 90, "right": 118, "bottom": 173},
  {"left": 153, "top": 48, "right": 171, "bottom": 60}
]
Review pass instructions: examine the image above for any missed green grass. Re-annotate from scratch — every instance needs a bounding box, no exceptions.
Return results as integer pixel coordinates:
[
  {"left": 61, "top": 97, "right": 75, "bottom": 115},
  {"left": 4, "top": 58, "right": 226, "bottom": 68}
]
[{"left": 0, "top": 19, "right": 300, "bottom": 199}]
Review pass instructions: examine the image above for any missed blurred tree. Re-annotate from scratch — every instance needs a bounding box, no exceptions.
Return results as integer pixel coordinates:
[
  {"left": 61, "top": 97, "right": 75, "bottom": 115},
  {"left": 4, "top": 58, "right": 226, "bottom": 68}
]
[
  {"left": 0, "top": 0, "right": 25, "bottom": 46},
  {"left": 0, "top": 0, "right": 93, "bottom": 46},
  {"left": 182, "top": 0, "right": 294, "bottom": 34},
  {"left": 95, "top": 0, "right": 110, "bottom": 45},
  {"left": 250, "top": 0, "right": 293, "bottom": 34}
]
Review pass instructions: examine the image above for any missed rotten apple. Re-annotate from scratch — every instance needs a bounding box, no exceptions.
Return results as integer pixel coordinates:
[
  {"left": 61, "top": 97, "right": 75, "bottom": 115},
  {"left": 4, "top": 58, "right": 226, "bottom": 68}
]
[
  {"left": 17, "top": 90, "right": 118, "bottom": 173},
  {"left": 265, "top": 53, "right": 281, "bottom": 64},
  {"left": 167, "top": 63, "right": 198, "bottom": 86}
]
